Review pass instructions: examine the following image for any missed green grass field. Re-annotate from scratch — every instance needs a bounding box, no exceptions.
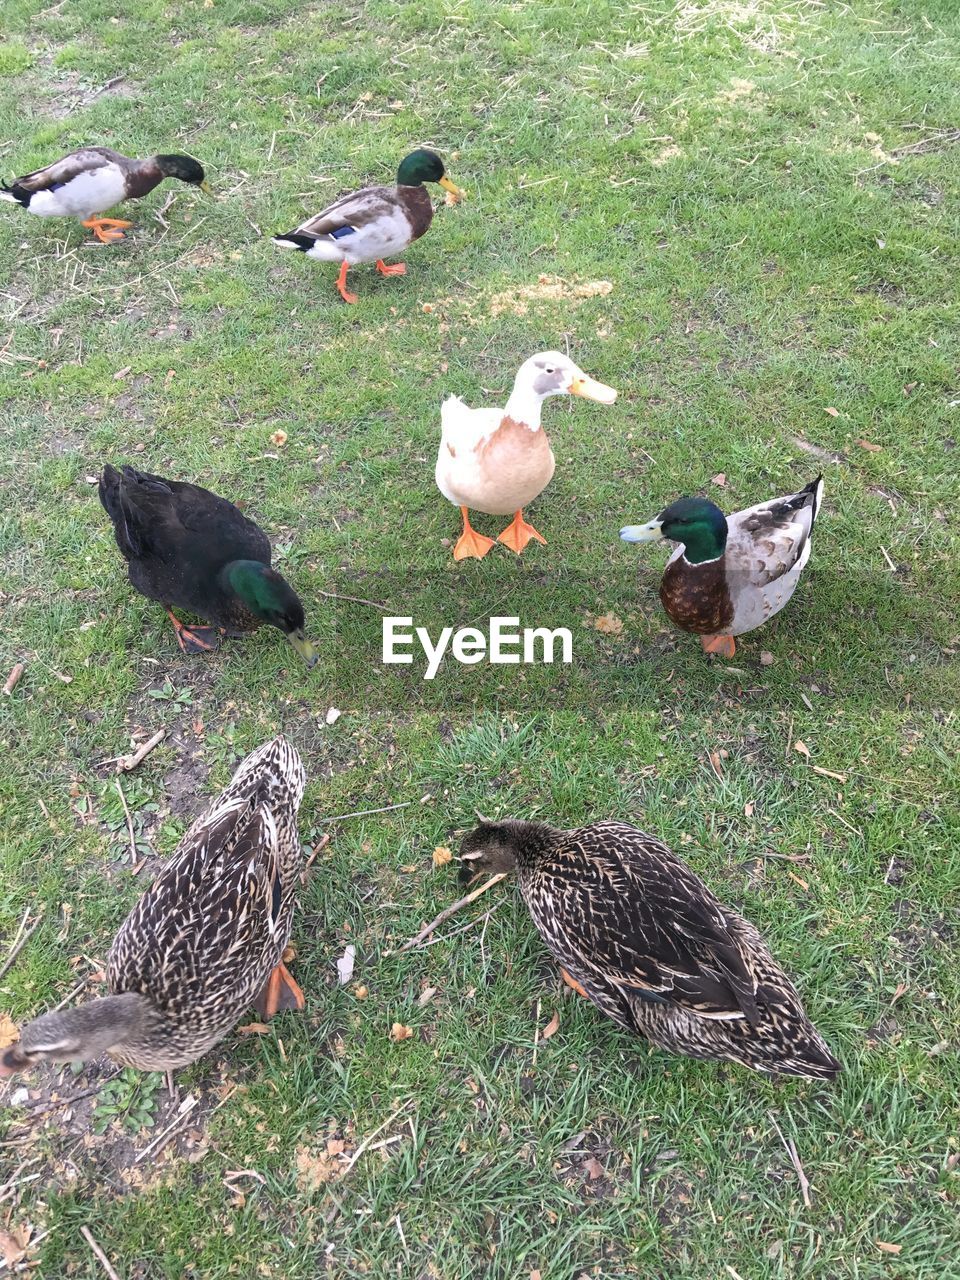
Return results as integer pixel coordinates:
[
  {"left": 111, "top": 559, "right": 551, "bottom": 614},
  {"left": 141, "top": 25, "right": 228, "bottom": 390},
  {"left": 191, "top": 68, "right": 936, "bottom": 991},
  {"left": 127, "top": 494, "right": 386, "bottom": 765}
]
[{"left": 1, "top": 0, "right": 959, "bottom": 1275}]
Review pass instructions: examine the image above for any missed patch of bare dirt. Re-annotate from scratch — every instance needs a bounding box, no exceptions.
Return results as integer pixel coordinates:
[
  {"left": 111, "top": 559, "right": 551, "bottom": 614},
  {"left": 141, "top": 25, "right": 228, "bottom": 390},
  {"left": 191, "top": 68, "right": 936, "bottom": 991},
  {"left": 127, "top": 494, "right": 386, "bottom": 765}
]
[{"left": 488, "top": 275, "right": 613, "bottom": 318}]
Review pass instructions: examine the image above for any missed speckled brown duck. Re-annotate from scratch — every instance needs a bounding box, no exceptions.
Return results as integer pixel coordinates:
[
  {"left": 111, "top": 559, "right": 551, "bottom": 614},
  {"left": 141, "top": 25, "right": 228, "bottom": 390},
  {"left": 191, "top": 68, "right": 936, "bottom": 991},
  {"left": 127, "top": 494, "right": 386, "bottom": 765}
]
[
  {"left": 1, "top": 738, "right": 307, "bottom": 1077},
  {"left": 272, "top": 148, "right": 462, "bottom": 303},
  {"left": 1, "top": 148, "right": 209, "bottom": 242},
  {"left": 460, "top": 819, "right": 840, "bottom": 1080},
  {"left": 621, "top": 477, "right": 823, "bottom": 658},
  {"left": 98, "top": 464, "right": 316, "bottom": 664}
]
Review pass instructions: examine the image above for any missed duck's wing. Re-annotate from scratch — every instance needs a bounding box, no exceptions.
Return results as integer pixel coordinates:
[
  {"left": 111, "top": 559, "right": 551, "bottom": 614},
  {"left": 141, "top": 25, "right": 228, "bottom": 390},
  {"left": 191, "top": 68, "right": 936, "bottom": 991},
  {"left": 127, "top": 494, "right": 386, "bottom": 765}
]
[
  {"left": 12, "top": 148, "right": 127, "bottom": 193},
  {"left": 103, "top": 464, "right": 271, "bottom": 565},
  {"left": 294, "top": 184, "right": 401, "bottom": 239},
  {"left": 108, "top": 739, "right": 305, "bottom": 1011},
  {"left": 724, "top": 476, "right": 823, "bottom": 587},
  {"left": 439, "top": 396, "right": 504, "bottom": 455},
  {"left": 533, "top": 821, "right": 762, "bottom": 1025}
]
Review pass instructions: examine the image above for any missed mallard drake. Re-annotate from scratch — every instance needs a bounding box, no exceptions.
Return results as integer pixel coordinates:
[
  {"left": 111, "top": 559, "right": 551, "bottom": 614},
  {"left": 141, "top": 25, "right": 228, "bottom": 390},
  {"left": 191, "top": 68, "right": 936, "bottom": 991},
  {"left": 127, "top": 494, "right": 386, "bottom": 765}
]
[
  {"left": 620, "top": 477, "right": 823, "bottom": 658},
  {"left": 271, "top": 148, "right": 462, "bottom": 303},
  {"left": 1, "top": 738, "right": 306, "bottom": 1076},
  {"left": 436, "top": 352, "right": 617, "bottom": 560},
  {"left": 99, "top": 464, "right": 316, "bottom": 665},
  {"left": 0, "top": 148, "right": 209, "bottom": 242},
  {"left": 460, "top": 820, "right": 839, "bottom": 1079}
]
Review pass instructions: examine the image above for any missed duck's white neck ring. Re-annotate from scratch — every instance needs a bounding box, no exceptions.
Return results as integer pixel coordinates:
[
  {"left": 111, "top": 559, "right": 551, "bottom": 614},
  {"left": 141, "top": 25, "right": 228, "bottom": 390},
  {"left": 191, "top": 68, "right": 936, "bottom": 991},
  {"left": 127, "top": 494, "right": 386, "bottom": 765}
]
[{"left": 504, "top": 385, "right": 544, "bottom": 430}]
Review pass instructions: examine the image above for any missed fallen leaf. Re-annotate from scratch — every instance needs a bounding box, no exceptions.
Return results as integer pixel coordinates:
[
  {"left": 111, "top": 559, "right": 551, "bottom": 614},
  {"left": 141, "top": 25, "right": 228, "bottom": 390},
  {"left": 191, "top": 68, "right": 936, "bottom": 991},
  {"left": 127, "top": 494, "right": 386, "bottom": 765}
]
[
  {"left": 0, "top": 1227, "right": 30, "bottom": 1268},
  {"left": 708, "top": 751, "right": 724, "bottom": 780},
  {"left": 902, "top": 381, "right": 917, "bottom": 396},
  {"left": 336, "top": 944, "right": 356, "bottom": 986},
  {"left": 295, "top": 1144, "right": 346, "bottom": 1190},
  {"left": 823, "top": 406, "right": 840, "bottom": 417},
  {"left": 0, "top": 1012, "right": 19, "bottom": 1049},
  {"left": 541, "top": 1011, "right": 561, "bottom": 1040},
  {"left": 857, "top": 439, "right": 882, "bottom": 452},
  {"left": 325, "top": 706, "right": 341, "bottom": 725},
  {"left": 237, "top": 1022, "right": 271, "bottom": 1035},
  {"left": 390, "top": 1022, "right": 414, "bottom": 1042},
  {"left": 418, "top": 986, "right": 437, "bottom": 1007},
  {"left": 269, "top": 429, "right": 288, "bottom": 447},
  {"left": 793, "top": 740, "right": 810, "bottom": 759},
  {"left": 353, "top": 984, "right": 368, "bottom": 1000},
  {"left": 583, "top": 1156, "right": 605, "bottom": 1181},
  {"left": 432, "top": 845, "right": 453, "bottom": 868},
  {"left": 711, "top": 472, "right": 727, "bottom": 487},
  {"left": 876, "top": 1242, "right": 902, "bottom": 1256},
  {"left": 399, "top": 864, "right": 417, "bottom": 873},
  {"left": 113, "top": 365, "right": 131, "bottom": 381},
  {"left": 593, "top": 612, "right": 624, "bottom": 636},
  {"left": 744, "top": 801, "right": 755, "bottom": 818},
  {"left": 530, "top": 1272, "right": 542, "bottom": 1280},
  {"left": 759, "top": 651, "right": 774, "bottom": 666}
]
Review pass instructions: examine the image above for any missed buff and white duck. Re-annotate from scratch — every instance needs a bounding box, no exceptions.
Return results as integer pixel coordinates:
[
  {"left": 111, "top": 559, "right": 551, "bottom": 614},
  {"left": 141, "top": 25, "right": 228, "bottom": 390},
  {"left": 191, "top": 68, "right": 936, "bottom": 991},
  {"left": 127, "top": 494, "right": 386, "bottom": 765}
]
[{"left": 436, "top": 352, "right": 617, "bottom": 560}]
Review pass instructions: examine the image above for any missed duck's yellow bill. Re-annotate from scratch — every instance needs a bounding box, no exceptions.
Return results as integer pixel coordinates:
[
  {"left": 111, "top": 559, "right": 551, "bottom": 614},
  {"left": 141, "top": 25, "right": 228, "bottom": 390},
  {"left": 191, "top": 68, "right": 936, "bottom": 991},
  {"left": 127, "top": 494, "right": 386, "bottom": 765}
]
[
  {"left": 439, "top": 175, "right": 463, "bottom": 201},
  {"left": 288, "top": 630, "right": 318, "bottom": 668},
  {"left": 570, "top": 375, "right": 617, "bottom": 405}
]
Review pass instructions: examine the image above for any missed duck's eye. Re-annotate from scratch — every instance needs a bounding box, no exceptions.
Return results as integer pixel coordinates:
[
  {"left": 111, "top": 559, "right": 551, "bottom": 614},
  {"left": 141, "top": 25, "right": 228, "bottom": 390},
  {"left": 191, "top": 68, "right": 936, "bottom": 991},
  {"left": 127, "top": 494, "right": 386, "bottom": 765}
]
[{"left": 544, "top": 366, "right": 555, "bottom": 374}]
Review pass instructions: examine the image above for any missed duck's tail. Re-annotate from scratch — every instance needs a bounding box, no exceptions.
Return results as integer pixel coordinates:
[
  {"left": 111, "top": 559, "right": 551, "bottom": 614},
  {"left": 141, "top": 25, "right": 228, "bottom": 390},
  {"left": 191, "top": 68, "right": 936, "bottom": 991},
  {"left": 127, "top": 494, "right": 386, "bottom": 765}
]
[{"left": 271, "top": 231, "right": 317, "bottom": 252}]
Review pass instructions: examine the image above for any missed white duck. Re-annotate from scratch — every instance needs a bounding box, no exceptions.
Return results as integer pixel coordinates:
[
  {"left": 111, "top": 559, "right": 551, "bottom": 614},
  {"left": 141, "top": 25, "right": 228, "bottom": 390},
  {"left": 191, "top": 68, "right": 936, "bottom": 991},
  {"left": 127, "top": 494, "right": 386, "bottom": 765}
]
[{"left": 436, "top": 352, "right": 617, "bottom": 560}]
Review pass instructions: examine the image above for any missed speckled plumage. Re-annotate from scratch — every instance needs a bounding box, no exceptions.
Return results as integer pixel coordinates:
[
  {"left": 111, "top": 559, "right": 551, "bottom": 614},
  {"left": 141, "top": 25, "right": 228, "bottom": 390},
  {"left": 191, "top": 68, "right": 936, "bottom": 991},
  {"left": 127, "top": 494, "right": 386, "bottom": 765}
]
[
  {"left": 2, "top": 739, "right": 306, "bottom": 1075},
  {"left": 460, "top": 819, "right": 840, "bottom": 1079}
]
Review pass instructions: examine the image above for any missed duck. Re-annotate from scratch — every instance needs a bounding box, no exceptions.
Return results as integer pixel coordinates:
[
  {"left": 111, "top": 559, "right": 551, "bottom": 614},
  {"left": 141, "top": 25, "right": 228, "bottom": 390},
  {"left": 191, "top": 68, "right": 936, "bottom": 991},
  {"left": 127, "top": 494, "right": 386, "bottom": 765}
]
[
  {"left": 0, "top": 148, "right": 209, "bottom": 242},
  {"left": 620, "top": 476, "right": 823, "bottom": 658},
  {"left": 459, "top": 819, "right": 840, "bottom": 1079},
  {"left": 1, "top": 738, "right": 307, "bottom": 1077},
  {"left": 436, "top": 352, "right": 617, "bottom": 560},
  {"left": 98, "top": 464, "right": 316, "bottom": 666},
  {"left": 271, "top": 148, "right": 462, "bottom": 303}
]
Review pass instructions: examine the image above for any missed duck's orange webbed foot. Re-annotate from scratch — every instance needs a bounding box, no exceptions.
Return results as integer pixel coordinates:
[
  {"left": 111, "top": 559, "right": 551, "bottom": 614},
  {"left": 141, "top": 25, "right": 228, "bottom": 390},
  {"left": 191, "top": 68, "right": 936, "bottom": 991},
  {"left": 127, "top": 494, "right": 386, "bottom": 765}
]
[
  {"left": 497, "top": 510, "right": 547, "bottom": 555},
  {"left": 453, "top": 507, "right": 495, "bottom": 561},
  {"left": 375, "top": 259, "right": 406, "bottom": 276},
  {"left": 165, "top": 608, "right": 220, "bottom": 654},
  {"left": 336, "top": 261, "right": 358, "bottom": 304},
  {"left": 561, "top": 967, "right": 589, "bottom": 999},
  {"left": 81, "top": 217, "right": 132, "bottom": 243},
  {"left": 700, "top": 634, "right": 736, "bottom": 659},
  {"left": 253, "top": 960, "right": 306, "bottom": 1019}
]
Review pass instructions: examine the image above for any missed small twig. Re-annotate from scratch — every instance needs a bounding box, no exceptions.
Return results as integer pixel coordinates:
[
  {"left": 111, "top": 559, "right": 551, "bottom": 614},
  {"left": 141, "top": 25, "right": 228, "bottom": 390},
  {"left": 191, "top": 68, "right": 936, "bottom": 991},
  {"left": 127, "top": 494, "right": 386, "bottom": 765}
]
[
  {"left": 134, "top": 1093, "right": 199, "bottom": 1163},
  {"left": 2, "top": 662, "right": 24, "bottom": 695},
  {"left": 879, "top": 545, "right": 897, "bottom": 573},
  {"left": 20, "top": 1068, "right": 122, "bottom": 1118},
  {"left": 405, "top": 902, "right": 502, "bottom": 952},
  {"left": 117, "top": 728, "right": 166, "bottom": 772},
  {"left": 114, "top": 777, "right": 138, "bottom": 865},
  {"left": 384, "top": 874, "right": 507, "bottom": 956},
  {"left": 342, "top": 1100, "right": 413, "bottom": 1175},
  {"left": 0, "top": 908, "right": 43, "bottom": 981},
  {"left": 318, "top": 801, "right": 412, "bottom": 825},
  {"left": 532, "top": 996, "right": 542, "bottom": 1069},
  {"left": 769, "top": 1113, "right": 812, "bottom": 1208},
  {"left": 80, "top": 1226, "right": 122, "bottom": 1280},
  {"left": 316, "top": 589, "right": 391, "bottom": 611}
]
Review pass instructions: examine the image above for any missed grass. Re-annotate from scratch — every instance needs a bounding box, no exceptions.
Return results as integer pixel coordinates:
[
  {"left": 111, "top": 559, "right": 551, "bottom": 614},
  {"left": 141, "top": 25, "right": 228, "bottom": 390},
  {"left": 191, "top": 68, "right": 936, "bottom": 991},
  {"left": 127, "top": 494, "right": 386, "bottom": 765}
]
[{"left": 1, "top": 0, "right": 959, "bottom": 1275}]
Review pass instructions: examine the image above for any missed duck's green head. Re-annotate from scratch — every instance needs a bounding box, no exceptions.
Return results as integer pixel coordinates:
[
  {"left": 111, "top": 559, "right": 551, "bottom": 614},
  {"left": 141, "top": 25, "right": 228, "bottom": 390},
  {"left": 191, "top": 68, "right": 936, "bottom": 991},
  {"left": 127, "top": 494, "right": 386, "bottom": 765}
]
[
  {"left": 621, "top": 496, "right": 728, "bottom": 564},
  {"left": 396, "top": 148, "right": 462, "bottom": 199},
  {"left": 155, "top": 154, "right": 212, "bottom": 193},
  {"left": 223, "top": 561, "right": 317, "bottom": 667}
]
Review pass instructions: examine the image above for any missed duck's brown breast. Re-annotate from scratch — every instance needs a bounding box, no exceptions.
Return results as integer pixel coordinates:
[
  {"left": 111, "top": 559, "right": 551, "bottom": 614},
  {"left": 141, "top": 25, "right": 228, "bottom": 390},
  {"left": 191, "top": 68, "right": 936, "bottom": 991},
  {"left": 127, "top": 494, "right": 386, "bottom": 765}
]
[
  {"left": 660, "top": 556, "right": 734, "bottom": 635},
  {"left": 396, "top": 185, "right": 435, "bottom": 241}
]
